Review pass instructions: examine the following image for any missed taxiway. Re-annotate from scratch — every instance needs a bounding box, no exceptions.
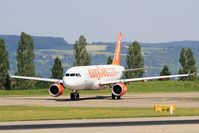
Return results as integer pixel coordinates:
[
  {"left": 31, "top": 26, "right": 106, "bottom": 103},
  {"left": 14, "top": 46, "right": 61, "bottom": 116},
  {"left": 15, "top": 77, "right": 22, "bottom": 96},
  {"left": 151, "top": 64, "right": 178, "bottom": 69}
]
[
  {"left": 1, "top": 117, "right": 199, "bottom": 133},
  {"left": 0, "top": 93, "right": 199, "bottom": 108}
]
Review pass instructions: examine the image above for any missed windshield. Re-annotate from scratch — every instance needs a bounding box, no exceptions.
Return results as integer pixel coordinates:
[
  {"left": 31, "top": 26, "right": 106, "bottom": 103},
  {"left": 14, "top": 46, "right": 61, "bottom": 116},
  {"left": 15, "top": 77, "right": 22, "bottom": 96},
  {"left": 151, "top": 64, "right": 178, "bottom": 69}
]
[{"left": 65, "top": 73, "right": 81, "bottom": 77}]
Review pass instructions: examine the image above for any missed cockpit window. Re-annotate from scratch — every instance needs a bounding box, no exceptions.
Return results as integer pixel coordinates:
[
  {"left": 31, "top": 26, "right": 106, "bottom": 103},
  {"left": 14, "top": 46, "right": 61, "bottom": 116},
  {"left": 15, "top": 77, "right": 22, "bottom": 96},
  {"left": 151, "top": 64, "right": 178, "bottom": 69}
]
[
  {"left": 65, "top": 73, "right": 81, "bottom": 77},
  {"left": 70, "top": 73, "right": 76, "bottom": 76}
]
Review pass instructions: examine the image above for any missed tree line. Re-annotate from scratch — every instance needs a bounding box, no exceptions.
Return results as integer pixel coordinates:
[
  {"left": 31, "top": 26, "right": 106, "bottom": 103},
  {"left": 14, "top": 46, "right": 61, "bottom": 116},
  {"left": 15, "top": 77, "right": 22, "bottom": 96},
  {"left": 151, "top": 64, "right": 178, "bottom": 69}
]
[
  {"left": 0, "top": 32, "right": 91, "bottom": 90},
  {"left": 0, "top": 32, "right": 197, "bottom": 90}
]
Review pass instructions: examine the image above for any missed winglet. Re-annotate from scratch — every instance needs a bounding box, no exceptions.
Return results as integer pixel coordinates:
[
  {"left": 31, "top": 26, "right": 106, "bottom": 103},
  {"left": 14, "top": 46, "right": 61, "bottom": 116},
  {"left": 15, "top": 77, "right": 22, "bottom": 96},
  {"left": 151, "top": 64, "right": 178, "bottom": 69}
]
[{"left": 112, "top": 32, "right": 122, "bottom": 65}]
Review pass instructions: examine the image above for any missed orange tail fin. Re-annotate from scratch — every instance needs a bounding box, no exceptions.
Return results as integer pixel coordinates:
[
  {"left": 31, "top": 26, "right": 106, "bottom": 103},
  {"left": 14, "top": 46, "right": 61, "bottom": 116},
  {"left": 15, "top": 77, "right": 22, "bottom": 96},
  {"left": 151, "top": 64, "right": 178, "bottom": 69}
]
[{"left": 112, "top": 32, "right": 122, "bottom": 65}]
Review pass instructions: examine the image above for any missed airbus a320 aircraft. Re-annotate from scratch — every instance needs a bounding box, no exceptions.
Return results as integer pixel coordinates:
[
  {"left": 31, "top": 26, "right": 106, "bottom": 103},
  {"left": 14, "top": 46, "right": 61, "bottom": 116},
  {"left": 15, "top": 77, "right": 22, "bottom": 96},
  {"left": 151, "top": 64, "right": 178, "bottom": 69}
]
[{"left": 11, "top": 32, "right": 191, "bottom": 100}]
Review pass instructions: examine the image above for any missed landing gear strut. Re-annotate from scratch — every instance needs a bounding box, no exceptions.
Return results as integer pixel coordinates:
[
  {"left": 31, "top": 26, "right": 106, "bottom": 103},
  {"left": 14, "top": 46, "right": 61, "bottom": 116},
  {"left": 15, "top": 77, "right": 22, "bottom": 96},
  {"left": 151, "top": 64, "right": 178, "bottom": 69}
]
[
  {"left": 112, "top": 93, "right": 121, "bottom": 100},
  {"left": 70, "top": 91, "right": 79, "bottom": 101}
]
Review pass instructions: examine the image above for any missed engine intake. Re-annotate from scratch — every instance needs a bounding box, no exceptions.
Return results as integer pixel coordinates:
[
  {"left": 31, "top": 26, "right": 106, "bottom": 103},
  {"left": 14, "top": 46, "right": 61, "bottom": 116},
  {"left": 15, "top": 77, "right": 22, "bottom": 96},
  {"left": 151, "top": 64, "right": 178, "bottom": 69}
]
[
  {"left": 112, "top": 83, "right": 127, "bottom": 96},
  {"left": 48, "top": 83, "right": 64, "bottom": 97}
]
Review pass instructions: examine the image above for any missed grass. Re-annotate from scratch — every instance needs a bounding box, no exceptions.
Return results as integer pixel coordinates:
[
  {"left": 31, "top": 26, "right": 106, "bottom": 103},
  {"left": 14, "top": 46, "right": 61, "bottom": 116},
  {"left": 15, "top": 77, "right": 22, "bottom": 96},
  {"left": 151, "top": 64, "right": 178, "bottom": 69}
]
[
  {"left": 0, "top": 106, "right": 199, "bottom": 122},
  {"left": 127, "top": 80, "right": 199, "bottom": 93},
  {"left": 0, "top": 89, "right": 48, "bottom": 97},
  {"left": 0, "top": 81, "right": 199, "bottom": 97}
]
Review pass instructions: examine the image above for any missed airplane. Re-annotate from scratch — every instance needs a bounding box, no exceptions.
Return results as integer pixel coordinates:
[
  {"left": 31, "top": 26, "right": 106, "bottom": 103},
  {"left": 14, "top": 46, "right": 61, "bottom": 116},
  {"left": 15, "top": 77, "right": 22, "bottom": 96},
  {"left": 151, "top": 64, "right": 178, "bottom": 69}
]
[{"left": 11, "top": 32, "right": 192, "bottom": 101}]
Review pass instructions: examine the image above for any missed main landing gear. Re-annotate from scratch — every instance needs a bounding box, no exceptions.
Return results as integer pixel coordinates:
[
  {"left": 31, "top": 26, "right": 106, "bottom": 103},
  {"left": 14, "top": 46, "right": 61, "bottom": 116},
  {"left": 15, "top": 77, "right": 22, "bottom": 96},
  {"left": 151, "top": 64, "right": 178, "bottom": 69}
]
[
  {"left": 112, "top": 93, "right": 121, "bottom": 100},
  {"left": 70, "top": 90, "right": 80, "bottom": 101}
]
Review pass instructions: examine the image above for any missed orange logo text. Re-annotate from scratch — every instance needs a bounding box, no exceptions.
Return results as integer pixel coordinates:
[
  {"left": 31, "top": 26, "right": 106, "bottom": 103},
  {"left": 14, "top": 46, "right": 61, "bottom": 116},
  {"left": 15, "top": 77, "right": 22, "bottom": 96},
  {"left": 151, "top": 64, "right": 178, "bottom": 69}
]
[{"left": 88, "top": 67, "right": 117, "bottom": 79}]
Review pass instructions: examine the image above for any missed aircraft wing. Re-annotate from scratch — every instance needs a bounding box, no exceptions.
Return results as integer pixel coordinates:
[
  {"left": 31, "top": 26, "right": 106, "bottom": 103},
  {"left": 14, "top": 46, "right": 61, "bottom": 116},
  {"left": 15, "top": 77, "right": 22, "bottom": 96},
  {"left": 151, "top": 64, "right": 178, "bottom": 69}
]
[
  {"left": 11, "top": 75, "right": 63, "bottom": 83},
  {"left": 123, "top": 67, "right": 159, "bottom": 72},
  {"left": 100, "top": 74, "right": 191, "bottom": 85}
]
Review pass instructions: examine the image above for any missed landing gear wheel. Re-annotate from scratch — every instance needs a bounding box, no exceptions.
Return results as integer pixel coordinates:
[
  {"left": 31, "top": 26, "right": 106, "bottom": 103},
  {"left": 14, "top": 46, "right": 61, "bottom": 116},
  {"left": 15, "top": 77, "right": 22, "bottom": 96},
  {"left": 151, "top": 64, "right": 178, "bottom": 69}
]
[
  {"left": 117, "top": 96, "right": 121, "bottom": 99},
  {"left": 70, "top": 91, "right": 80, "bottom": 101},
  {"left": 70, "top": 93, "right": 75, "bottom": 101},
  {"left": 76, "top": 93, "right": 80, "bottom": 100},
  {"left": 112, "top": 93, "right": 116, "bottom": 100}
]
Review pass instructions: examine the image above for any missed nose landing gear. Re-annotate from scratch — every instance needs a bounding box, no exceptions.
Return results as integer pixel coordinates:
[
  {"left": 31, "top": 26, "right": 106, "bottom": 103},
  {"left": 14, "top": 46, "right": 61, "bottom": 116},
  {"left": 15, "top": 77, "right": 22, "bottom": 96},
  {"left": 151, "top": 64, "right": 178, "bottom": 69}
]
[{"left": 70, "top": 90, "right": 80, "bottom": 101}]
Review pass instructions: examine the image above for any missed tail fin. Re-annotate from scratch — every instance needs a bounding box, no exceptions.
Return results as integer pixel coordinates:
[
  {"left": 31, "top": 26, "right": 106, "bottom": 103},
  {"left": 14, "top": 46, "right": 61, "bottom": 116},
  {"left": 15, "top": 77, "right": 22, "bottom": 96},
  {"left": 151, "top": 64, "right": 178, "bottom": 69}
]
[{"left": 112, "top": 32, "right": 122, "bottom": 65}]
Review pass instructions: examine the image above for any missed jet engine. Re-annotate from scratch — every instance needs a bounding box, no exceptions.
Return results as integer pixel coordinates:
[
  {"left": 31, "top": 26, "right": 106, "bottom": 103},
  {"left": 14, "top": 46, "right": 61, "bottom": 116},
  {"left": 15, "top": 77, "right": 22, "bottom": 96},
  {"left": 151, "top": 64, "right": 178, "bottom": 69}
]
[
  {"left": 48, "top": 83, "right": 64, "bottom": 97},
  {"left": 112, "top": 83, "right": 127, "bottom": 96}
]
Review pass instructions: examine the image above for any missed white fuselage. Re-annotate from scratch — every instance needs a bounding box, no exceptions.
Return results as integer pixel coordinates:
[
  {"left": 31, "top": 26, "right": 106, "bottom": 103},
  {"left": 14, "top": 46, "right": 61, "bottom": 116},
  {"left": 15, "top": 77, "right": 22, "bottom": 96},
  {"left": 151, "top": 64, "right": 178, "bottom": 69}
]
[{"left": 62, "top": 65, "right": 125, "bottom": 90}]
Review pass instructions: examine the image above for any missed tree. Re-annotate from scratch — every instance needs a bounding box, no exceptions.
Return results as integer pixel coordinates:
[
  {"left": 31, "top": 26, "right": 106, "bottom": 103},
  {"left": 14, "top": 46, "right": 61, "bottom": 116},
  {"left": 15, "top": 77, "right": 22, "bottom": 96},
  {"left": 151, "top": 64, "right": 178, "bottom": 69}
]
[
  {"left": 35, "top": 74, "right": 50, "bottom": 89},
  {"left": 107, "top": 56, "right": 113, "bottom": 64},
  {"left": 0, "top": 39, "right": 11, "bottom": 90},
  {"left": 160, "top": 65, "right": 171, "bottom": 80},
  {"left": 5, "top": 74, "right": 11, "bottom": 90},
  {"left": 51, "top": 57, "right": 63, "bottom": 79},
  {"left": 16, "top": 32, "right": 36, "bottom": 89},
  {"left": 73, "top": 35, "right": 91, "bottom": 66},
  {"left": 126, "top": 41, "right": 144, "bottom": 78},
  {"left": 179, "top": 48, "right": 197, "bottom": 80}
]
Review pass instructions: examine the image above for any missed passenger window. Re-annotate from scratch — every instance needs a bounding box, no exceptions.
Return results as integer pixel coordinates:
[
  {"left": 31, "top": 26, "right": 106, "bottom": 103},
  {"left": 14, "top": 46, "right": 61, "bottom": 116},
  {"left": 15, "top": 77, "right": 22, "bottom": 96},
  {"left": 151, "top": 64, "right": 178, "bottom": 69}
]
[{"left": 65, "top": 73, "right": 69, "bottom": 76}]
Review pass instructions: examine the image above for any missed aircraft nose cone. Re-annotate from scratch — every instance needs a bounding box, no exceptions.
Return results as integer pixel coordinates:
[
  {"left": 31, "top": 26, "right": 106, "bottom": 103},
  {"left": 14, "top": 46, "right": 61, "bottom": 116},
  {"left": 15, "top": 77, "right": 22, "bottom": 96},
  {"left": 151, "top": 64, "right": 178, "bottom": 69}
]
[
  {"left": 63, "top": 77, "right": 79, "bottom": 89},
  {"left": 63, "top": 77, "right": 70, "bottom": 87}
]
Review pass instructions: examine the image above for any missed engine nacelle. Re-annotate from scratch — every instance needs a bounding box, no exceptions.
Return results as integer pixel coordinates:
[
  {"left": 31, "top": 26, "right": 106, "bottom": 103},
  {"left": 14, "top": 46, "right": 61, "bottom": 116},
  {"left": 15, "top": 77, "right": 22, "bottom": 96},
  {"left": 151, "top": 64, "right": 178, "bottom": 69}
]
[
  {"left": 48, "top": 83, "right": 64, "bottom": 97},
  {"left": 112, "top": 83, "right": 127, "bottom": 96}
]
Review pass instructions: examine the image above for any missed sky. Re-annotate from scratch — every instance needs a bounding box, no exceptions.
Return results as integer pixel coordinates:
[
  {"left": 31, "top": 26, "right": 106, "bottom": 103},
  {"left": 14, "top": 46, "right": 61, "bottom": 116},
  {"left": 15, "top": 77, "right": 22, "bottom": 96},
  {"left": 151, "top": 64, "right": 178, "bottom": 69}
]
[{"left": 0, "top": 0, "right": 199, "bottom": 43}]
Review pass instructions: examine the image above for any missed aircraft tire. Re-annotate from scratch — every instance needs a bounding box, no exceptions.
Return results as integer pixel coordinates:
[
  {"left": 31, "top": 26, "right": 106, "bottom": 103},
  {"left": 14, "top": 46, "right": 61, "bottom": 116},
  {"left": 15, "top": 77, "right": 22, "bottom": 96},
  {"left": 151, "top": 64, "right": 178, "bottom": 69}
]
[
  {"left": 112, "top": 93, "right": 116, "bottom": 99},
  {"left": 71, "top": 92, "right": 80, "bottom": 101},
  {"left": 70, "top": 93, "right": 75, "bottom": 101},
  {"left": 117, "top": 96, "right": 121, "bottom": 99},
  {"left": 76, "top": 93, "right": 80, "bottom": 100}
]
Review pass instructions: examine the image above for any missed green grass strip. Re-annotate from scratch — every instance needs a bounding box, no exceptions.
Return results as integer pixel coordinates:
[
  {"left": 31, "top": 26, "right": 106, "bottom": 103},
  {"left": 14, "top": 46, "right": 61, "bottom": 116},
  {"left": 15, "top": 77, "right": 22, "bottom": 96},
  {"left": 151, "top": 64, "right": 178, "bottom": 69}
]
[{"left": 0, "top": 106, "right": 199, "bottom": 122}]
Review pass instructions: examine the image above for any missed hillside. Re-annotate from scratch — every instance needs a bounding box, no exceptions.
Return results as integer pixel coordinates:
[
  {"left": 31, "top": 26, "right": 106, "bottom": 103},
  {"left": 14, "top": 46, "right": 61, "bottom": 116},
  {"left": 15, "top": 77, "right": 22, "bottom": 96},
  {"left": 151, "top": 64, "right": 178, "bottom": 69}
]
[
  {"left": 0, "top": 35, "right": 198, "bottom": 77},
  {"left": 0, "top": 35, "right": 73, "bottom": 76},
  {"left": 104, "top": 41, "right": 199, "bottom": 76}
]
